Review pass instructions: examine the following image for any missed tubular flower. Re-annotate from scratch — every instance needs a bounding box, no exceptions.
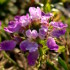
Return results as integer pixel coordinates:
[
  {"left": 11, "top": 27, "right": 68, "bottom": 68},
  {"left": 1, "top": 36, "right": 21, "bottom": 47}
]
[
  {"left": 51, "top": 22, "right": 68, "bottom": 29},
  {"left": 51, "top": 29, "right": 66, "bottom": 38},
  {"left": 1, "top": 7, "right": 67, "bottom": 66},
  {"left": 27, "top": 50, "right": 39, "bottom": 65},
  {"left": 39, "top": 27, "right": 48, "bottom": 39},
  {"left": 0, "top": 40, "right": 16, "bottom": 51},
  {"left": 29, "top": 7, "right": 41, "bottom": 20},
  {"left": 20, "top": 40, "right": 38, "bottom": 52},
  {"left": 20, "top": 40, "right": 39, "bottom": 65},
  {"left": 26, "top": 29, "right": 38, "bottom": 39},
  {"left": 41, "top": 12, "right": 53, "bottom": 24},
  {"left": 4, "top": 21, "right": 21, "bottom": 33},
  {"left": 47, "top": 37, "right": 58, "bottom": 51},
  {"left": 50, "top": 22, "right": 68, "bottom": 38},
  {"left": 19, "top": 14, "right": 31, "bottom": 27}
]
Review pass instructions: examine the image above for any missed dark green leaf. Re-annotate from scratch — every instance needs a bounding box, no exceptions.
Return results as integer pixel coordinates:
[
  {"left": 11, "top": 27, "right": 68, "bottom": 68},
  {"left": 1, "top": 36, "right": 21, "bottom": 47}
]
[
  {"left": 46, "top": 60, "right": 59, "bottom": 70},
  {"left": 58, "top": 57, "right": 68, "bottom": 70}
]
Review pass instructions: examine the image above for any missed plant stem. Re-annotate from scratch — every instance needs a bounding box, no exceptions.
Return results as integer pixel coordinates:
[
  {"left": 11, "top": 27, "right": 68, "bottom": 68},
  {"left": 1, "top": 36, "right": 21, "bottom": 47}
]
[
  {"left": 2, "top": 51, "right": 24, "bottom": 70},
  {"left": 2, "top": 51, "right": 17, "bottom": 65}
]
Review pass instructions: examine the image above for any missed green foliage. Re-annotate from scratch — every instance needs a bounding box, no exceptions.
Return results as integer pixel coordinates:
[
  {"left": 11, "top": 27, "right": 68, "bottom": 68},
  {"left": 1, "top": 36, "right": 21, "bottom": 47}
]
[
  {"left": 43, "top": 0, "right": 51, "bottom": 13},
  {"left": 0, "top": 0, "right": 7, "bottom": 4},
  {"left": 39, "top": 39, "right": 49, "bottom": 56},
  {"left": 45, "top": 3, "right": 51, "bottom": 13},
  {"left": 58, "top": 57, "right": 68, "bottom": 70},
  {"left": 58, "top": 46, "right": 65, "bottom": 53},
  {"left": 46, "top": 60, "right": 59, "bottom": 70}
]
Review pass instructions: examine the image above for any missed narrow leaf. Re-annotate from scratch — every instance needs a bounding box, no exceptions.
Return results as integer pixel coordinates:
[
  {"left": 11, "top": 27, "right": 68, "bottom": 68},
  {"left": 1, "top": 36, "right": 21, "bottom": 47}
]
[{"left": 58, "top": 57, "right": 68, "bottom": 70}]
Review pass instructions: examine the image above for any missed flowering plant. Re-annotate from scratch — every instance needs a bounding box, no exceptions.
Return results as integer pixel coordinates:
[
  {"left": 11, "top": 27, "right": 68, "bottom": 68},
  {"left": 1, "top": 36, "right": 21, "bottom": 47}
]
[{"left": 0, "top": 7, "right": 67, "bottom": 66}]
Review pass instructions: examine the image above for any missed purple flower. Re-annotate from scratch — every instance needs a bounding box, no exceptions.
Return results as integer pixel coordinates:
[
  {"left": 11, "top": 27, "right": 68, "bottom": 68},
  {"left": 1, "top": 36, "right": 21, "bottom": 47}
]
[
  {"left": 0, "top": 40, "right": 16, "bottom": 51},
  {"left": 41, "top": 12, "right": 53, "bottom": 24},
  {"left": 29, "top": 7, "right": 41, "bottom": 20},
  {"left": 50, "top": 22, "right": 67, "bottom": 37},
  {"left": 27, "top": 50, "right": 39, "bottom": 66},
  {"left": 0, "top": 21, "right": 1, "bottom": 26},
  {"left": 41, "top": 16, "right": 49, "bottom": 24},
  {"left": 26, "top": 29, "right": 38, "bottom": 39},
  {"left": 51, "top": 22, "right": 68, "bottom": 29},
  {"left": 1, "top": 6, "right": 67, "bottom": 66},
  {"left": 20, "top": 40, "right": 39, "bottom": 65},
  {"left": 39, "top": 27, "right": 48, "bottom": 39},
  {"left": 51, "top": 29, "right": 66, "bottom": 38},
  {"left": 14, "top": 16, "right": 20, "bottom": 21},
  {"left": 19, "top": 14, "right": 31, "bottom": 27},
  {"left": 20, "top": 40, "right": 38, "bottom": 52},
  {"left": 4, "top": 21, "right": 21, "bottom": 33},
  {"left": 41, "top": 12, "right": 53, "bottom": 17},
  {"left": 46, "top": 37, "right": 58, "bottom": 51}
]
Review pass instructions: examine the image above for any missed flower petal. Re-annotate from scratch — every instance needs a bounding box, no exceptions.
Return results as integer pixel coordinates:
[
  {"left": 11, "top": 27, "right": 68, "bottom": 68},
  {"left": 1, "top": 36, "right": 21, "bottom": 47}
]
[
  {"left": 51, "top": 29, "right": 66, "bottom": 38},
  {"left": 27, "top": 50, "right": 39, "bottom": 66},
  {"left": 26, "top": 29, "right": 38, "bottom": 39},
  {"left": 39, "top": 27, "right": 48, "bottom": 39},
  {"left": 4, "top": 21, "right": 21, "bottom": 33},
  {"left": 26, "top": 29, "right": 32, "bottom": 38},
  {"left": 19, "top": 14, "right": 31, "bottom": 27},
  {"left": 20, "top": 40, "right": 38, "bottom": 52},
  {"left": 31, "top": 30, "right": 38, "bottom": 39},
  {"left": 29, "top": 7, "right": 41, "bottom": 20},
  {"left": 47, "top": 37, "right": 58, "bottom": 51},
  {"left": 51, "top": 22, "right": 68, "bottom": 29},
  {"left": 0, "top": 40, "right": 16, "bottom": 51}
]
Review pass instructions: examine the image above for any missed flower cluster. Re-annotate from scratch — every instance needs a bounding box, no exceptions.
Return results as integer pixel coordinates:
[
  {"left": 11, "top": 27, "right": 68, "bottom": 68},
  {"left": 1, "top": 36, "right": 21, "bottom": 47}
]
[{"left": 0, "top": 7, "right": 67, "bottom": 65}]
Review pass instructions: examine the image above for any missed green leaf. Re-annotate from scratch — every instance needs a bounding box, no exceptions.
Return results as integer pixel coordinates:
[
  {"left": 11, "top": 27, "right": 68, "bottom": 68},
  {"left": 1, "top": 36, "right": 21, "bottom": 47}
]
[
  {"left": 43, "top": 0, "right": 51, "bottom": 13},
  {"left": 0, "top": 0, "right": 6, "bottom": 4},
  {"left": 39, "top": 40, "right": 49, "bottom": 53},
  {"left": 46, "top": 60, "right": 59, "bottom": 70},
  {"left": 58, "top": 46, "right": 65, "bottom": 53},
  {"left": 58, "top": 57, "right": 68, "bottom": 70},
  {"left": 45, "top": 3, "right": 51, "bottom": 12}
]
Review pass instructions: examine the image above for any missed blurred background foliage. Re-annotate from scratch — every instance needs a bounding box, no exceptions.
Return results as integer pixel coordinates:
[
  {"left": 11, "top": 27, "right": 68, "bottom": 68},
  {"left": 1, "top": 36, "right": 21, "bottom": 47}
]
[{"left": 0, "top": 0, "right": 70, "bottom": 70}]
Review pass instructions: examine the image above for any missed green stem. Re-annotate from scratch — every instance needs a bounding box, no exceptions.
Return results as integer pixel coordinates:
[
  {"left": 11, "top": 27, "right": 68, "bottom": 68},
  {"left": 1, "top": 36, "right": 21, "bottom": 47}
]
[
  {"left": 2, "top": 51, "right": 24, "bottom": 70},
  {"left": 2, "top": 51, "right": 17, "bottom": 65},
  {"left": 46, "top": 60, "right": 59, "bottom": 70}
]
